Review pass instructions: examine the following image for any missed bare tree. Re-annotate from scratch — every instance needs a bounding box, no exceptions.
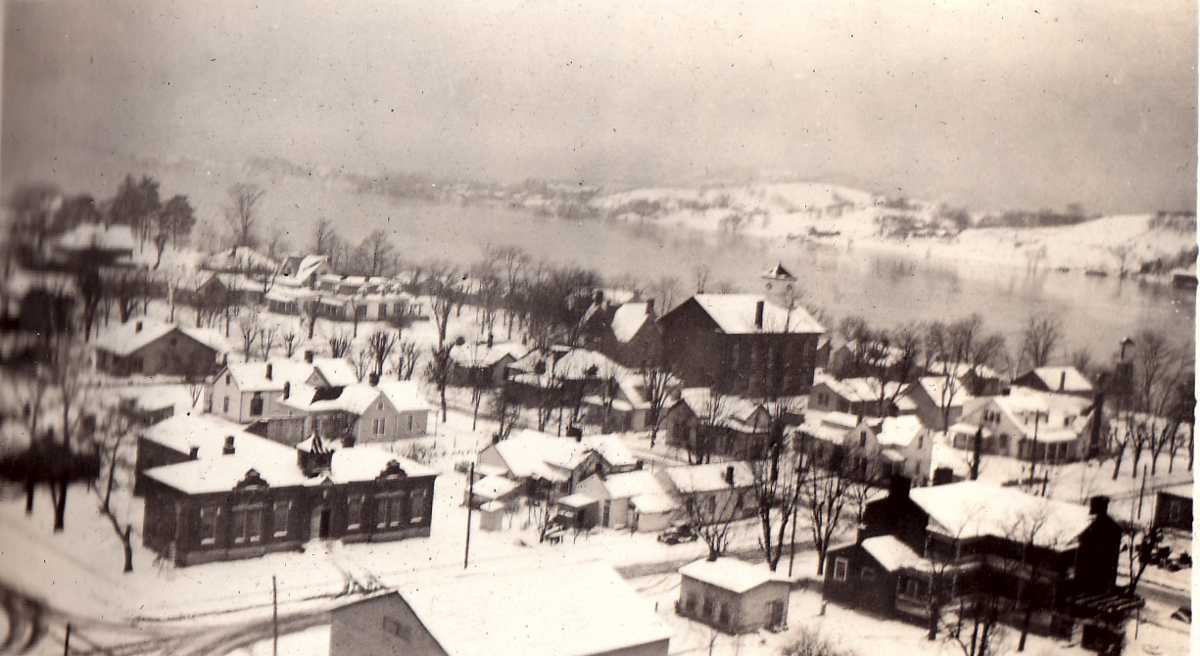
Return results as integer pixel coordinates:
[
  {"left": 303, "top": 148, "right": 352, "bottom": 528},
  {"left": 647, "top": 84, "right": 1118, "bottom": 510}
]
[
  {"left": 280, "top": 324, "right": 300, "bottom": 357},
  {"left": 361, "top": 229, "right": 394, "bottom": 277},
  {"left": 802, "top": 451, "right": 854, "bottom": 575},
  {"left": 752, "top": 414, "right": 810, "bottom": 571},
  {"left": 46, "top": 338, "right": 94, "bottom": 532},
  {"left": 1018, "top": 313, "right": 1062, "bottom": 370},
  {"left": 367, "top": 329, "right": 397, "bottom": 379},
  {"left": 649, "top": 275, "right": 681, "bottom": 315},
  {"left": 259, "top": 323, "right": 279, "bottom": 360},
  {"left": 679, "top": 478, "right": 743, "bottom": 561},
  {"left": 389, "top": 338, "right": 420, "bottom": 381},
  {"left": 350, "top": 344, "right": 372, "bottom": 382},
  {"left": 692, "top": 263, "right": 711, "bottom": 293},
  {"left": 313, "top": 217, "right": 334, "bottom": 255},
  {"left": 685, "top": 389, "right": 728, "bottom": 465},
  {"left": 492, "top": 245, "right": 531, "bottom": 339},
  {"left": 490, "top": 384, "right": 522, "bottom": 440},
  {"left": 641, "top": 363, "right": 674, "bottom": 448},
  {"left": 223, "top": 183, "right": 266, "bottom": 248},
  {"left": 237, "top": 306, "right": 261, "bottom": 361},
  {"left": 328, "top": 329, "right": 353, "bottom": 358}
]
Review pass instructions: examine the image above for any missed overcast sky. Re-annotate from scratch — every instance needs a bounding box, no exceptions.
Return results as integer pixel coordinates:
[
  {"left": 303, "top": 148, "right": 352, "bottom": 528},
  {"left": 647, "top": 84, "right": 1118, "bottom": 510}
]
[{"left": 4, "top": 0, "right": 1196, "bottom": 212}]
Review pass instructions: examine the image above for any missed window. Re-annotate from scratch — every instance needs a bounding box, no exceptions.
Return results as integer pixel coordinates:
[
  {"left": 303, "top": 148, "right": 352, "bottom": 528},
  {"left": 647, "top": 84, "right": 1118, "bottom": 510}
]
[
  {"left": 917, "top": 434, "right": 924, "bottom": 450},
  {"left": 717, "top": 602, "right": 730, "bottom": 626},
  {"left": 347, "top": 495, "right": 364, "bottom": 530},
  {"left": 225, "top": 374, "right": 231, "bottom": 385},
  {"left": 223, "top": 396, "right": 230, "bottom": 413},
  {"left": 702, "top": 596, "right": 715, "bottom": 619},
  {"left": 861, "top": 567, "right": 876, "bottom": 581},
  {"left": 1170, "top": 500, "right": 1183, "bottom": 522},
  {"left": 376, "top": 492, "right": 407, "bottom": 528},
  {"left": 382, "top": 617, "right": 412, "bottom": 641},
  {"left": 859, "top": 431, "right": 867, "bottom": 448},
  {"left": 199, "top": 506, "right": 219, "bottom": 545},
  {"left": 685, "top": 594, "right": 697, "bottom": 611},
  {"left": 373, "top": 418, "right": 386, "bottom": 435},
  {"left": 231, "top": 506, "right": 263, "bottom": 544},
  {"left": 355, "top": 305, "right": 367, "bottom": 320},
  {"left": 904, "top": 578, "right": 922, "bottom": 598},
  {"left": 249, "top": 393, "right": 264, "bottom": 417},
  {"left": 407, "top": 415, "right": 415, "bottom": 432},
  {"left": 833, "top": 557, "right": 848, "bottom": 582},
  {"left": 410, "top": 488, "right": 428, "bottom": 523},
  {"left": 273, "top": 501, "right": 291, "bottom": 537}
]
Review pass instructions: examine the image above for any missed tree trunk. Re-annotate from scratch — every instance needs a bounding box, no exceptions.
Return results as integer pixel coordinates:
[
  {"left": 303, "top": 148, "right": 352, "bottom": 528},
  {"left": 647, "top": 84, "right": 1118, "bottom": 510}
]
[
  {"left": 440, "top": 384, "right": 448, "bottom": 422},
  {"left": 815, "top": 548, "right": 827, "bottom": 575},
  {"left": 53, "top": 480, "right": 68, "bottom": 532},
  {"left": 123, "top": 524, "right": 134, "bottom": 573},
  {"left": 25, "top": 478, "right": 35, "bottom": 515},
  {"left": 1111, "top": 447, "right": 1125, "bottom": 480}
]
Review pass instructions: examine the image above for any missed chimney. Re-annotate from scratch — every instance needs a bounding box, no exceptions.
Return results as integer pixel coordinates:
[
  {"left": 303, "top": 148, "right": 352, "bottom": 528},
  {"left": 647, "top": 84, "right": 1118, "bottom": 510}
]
[
  {"left": 266, "top": 363, "right": 273, "bottom": 380},
  {"left": 754, "top": 300, "right": 765, "bottom": 330},
  {"left": 223, "top": 435, "right": 236, "bottom": 455},
  {"left": 135, "top": 320, "right": 143, "bottom": 333},
  {"left": 304, "top": 350, "right": 314, "bottom": 364},
  {"left": 283, "top": 381, "right": 291, "bottom": 399},
  {"left": 645, "top": 298, "right": 655, "bottom": 316},
  {"left": 725, "top": 465, "right": 735, "bottom": 486},
  {"left": 1089, "top": 495, "right": 1110, "bottom": 517},
  {"left": 188, "top": 445, "right": 200, "bottom": 460},
  {"left": 888, "top": 474, "right": 911, "bottom": 499},
  {"left": 369, "top": 373, "right": 380, "bottom": 386},
  {"left": 593, "top": 289, "right": 604, "bottom": 305},
  {"left": 1059, "top": 371, "right": 1066, "bottom": 392}
]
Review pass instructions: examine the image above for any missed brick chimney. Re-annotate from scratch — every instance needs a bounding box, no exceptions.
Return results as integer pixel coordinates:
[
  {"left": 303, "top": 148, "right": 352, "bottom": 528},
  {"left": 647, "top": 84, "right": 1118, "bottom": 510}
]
[
  {"left": 266, "top": 363, "right": 273, "bottom": 380},
  {"left": 369, "top": 373, "right": 380, "bottom": 386},
  {"left": 223, "top": 435, "right": 236, "bottom": 455},
  {"left": 725, "top": 465, "right": 735, "bottom": 486},
  {"left": 1059, "top": 371, "right": 1066, "bottom": 392},
  {"left": 645, "top": 298, "right": 655, "bottom": 316},
  {"left": 754, "top": 300, "right": 765, "bottom": 330},
  {"left": 188, "top": 445, "right": 200, "bottom": 460},
  {"left": 487, "top": 332, "right": 494, "bottom": 348},
  {"left": 1089, "top": 495, "right": 1110, "bottom": 516},
  {"left": 304, "top": 350, "right": 314, "bottom": 364},
  {"left": 135, "top": 320, "right": 143, "bottom": 333},
  {"left": 283, "top": 381, "right": 291, "bottom": 399}
]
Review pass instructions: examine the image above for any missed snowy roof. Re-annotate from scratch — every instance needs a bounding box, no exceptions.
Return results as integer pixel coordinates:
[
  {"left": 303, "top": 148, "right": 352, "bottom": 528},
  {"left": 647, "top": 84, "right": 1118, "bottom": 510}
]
[
  {"left": 54, "top": 223, "right": 134, "bottom": 252},
  {"left": 1019, "top": 366, "right": 1093, "bottom": 394},
  {"left": 875, "top": 415, "right": 926, "bottom": 449},
  {"left": 815, "top": 374, "right": 909, "bottom": 406},
  {"left": 676, "top": 388, "right": 769, "bottom": 432},
  {"left": 508, "top": 347, "right": 627, "bottom": 383},
  {"left": 488, "top": 431, "right": 635, "bottom": 482},
  {"left": 282, "top": 383, "right": 381, "bottom": 415},
  {"left": 611, "top": 303, "right": 653, "bottom": 342},
  {"left": 928, "top": 360, "right": 1000, "bottom": 381},
  {"left": 557, "top": 492, "right": 598, "bottom": 508},
  {"left": 686, "top": 294, "right": 823, "bottom": 335},
  {"left": 376, "top": 380, "right": 433, "bottom": 413},
  {"left": 1160, "top": 483, "right": 1194, "bottom": 499},
  {"left": 201, "top": 246, "right": 278, "bottom": 273},
  {"left": 662, "top": 461, "right": 754, "bottom": 494},
  {"left": 909, "top": 481, "right": 1097, "bottom": 548},
  {"left": 224, "top": 357, "right": 355, "bottom": 392},
  {"left": 861, "top": 536, "right": 933, "bottom": 573},
  {"left": 761, "top": 261, "right": 796, "bottom": 281},
  {"left": 679, "top": 558, "right": 786, "bottom": 594},
  {"left": 390, "top": 560, "right": 671, "bottom": 656},
  {"left": 93, "top": 318, "right": 227, "bottom": 356},
  {"left": 798, "top": 411, "right": 860, "bottom": 444},
  {"left": 141, "top": 414, "right": 274, "bottom": 460},
  {"left": 969, "top": 387, "right": 1091, "bottom": 441},
  {"left": 448, "top": 341, "right": 525, "bottom": 368},
  {"left": 631, "top": 493, "right": 678, "bottom": 514},
  {"left": 590, "top": 469, "right": 672, "bottom": 500},
  {"left": 278, "top": 254, "right": 329, "bottom": 285},
  {"left": 915, "top": 376, "right": 974, "bottom": 407}
]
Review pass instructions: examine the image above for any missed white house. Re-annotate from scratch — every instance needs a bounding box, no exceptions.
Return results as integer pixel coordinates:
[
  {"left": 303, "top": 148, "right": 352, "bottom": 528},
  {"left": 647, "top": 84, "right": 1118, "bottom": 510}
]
[
  {"left": 273, "top": 379, "right": 432, "bottom": 444},
  {"left": 576, "top": 469, "right": 677, "bottom": 532},
  {"left": 948, "top": 386, "right": 1094, "bottom": 462},
  {"left": 208, "top": 354, "right": 358, "bottom": 423}
]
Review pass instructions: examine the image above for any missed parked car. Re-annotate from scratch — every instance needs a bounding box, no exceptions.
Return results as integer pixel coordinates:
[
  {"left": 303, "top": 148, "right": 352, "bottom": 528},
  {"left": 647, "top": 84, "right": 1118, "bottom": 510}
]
[
  {"left": 657, "top": 524, "right": 698, "bottom": 545},
  {"left": 1170, "top": 607, "right": 1191, "bottom": 624}
]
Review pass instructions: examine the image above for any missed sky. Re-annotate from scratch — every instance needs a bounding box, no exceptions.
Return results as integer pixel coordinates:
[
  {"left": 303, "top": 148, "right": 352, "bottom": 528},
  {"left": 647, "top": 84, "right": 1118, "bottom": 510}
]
[{"left": 3, "top": 0, "right": 1197, "bottom": 213}]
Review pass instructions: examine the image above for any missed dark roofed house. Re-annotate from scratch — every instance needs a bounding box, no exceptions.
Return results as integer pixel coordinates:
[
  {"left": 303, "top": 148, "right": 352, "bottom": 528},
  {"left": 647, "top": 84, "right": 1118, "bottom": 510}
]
[
  {"left": 94, "top": 317, "right": 226, "bottom": 377},
  {"left": 576, "top": 290, "right": 663, "bottom": 369},
  {"left": 659, "top": 294, "right": 824, "bottom": 398}
]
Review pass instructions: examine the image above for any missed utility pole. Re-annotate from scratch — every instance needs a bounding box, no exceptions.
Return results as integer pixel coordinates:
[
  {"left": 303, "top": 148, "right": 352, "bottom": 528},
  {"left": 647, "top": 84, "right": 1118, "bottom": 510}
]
[
  {"left": 272, "top": 575, "right": 278, "bottom": 656},
  {"left": 63, "top": 623, "right": 71, "bottom": 656},
  {"left": 464, "top": 462, "right": 475, "bottom": 569},
  {"left": 1136, "top": 465, "right": 1148, "bottom": 521}
]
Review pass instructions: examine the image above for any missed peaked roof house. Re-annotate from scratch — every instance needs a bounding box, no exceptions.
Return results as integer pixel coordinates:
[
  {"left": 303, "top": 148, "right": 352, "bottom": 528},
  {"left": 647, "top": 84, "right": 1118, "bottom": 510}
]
[
  {"left": 448, "top": 338, "right": 526, "bottom": 387},
  {"left": 278, "top": 254, "right": 332, "bottom": 287},
  {"left": 208, "top": 353, "right": 359, "bottom": 424},
  {"left": 329, "top": 560, "right": 671, "bottom": 656},
  {"left": 51, "top": 223, "right": 135, "bottom": 264},
  {"left": 576, "top": 469, "right": 678, "bottom": 532},
  {"left": 948, "top": 387, "right": 1095, "bottom": 463},
  {"left": 659, "top": 293, "right": 824, "bottom": 398},
  {"left": 269, "top": 379, "right": 432, "bottom": 445},
  {"left": 1012, "top": 366, "right": 1094, "bottom": 397},
  {"left": 824, "top": 479, "right": 1124, "bottom": 629},
  {"left": 664, "top": 387, "right": 780, "bottom": 461},
  {"left": 476, "top": 430, "right": 639, "bottom": 498},
  {"left": 94, "top": 317, "right": 227, "bottom": 378},
  {"left": 576, "top": 290, "right": 663, "bottom": 368},
  {"left": 798, "top": 412, "right": 933, "bottom": 484},
  {"left": 136, "top": 414, "right": 437, "bottom": 566},
  {"left": 808, "top": 373, "right": 916, "bottom": 417},
  {"left": 905, "top": 375, "right": 975, "bottom": 432}
]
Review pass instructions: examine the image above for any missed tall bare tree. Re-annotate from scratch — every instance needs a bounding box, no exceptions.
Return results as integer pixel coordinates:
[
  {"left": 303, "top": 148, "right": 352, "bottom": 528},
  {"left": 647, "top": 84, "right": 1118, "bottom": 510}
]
[
  {"left": 1017, "top": 313, "right": 1062, "bottom": 370},
  {"left": 367, "top": 329, "right": 398, "bottom": 379},
  {"left": 223, "top": 183, "right": 266, "bottom": 248}
]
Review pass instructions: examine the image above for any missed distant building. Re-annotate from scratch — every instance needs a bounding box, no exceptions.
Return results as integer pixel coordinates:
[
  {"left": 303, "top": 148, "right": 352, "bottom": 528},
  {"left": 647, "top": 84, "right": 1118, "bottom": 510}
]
[
  {"left": 137, "top": 415, "right": 437, "bottom": 566},
  {"left": 576, "top": 290, "right": 663, "bottom": 368},
  {"left": 270, "top": 379, "right": 432, "bottom": 445},
  {"left": 807, "top": 374, "right": 915, "bottom": 418},
  {"left": 448, "top": 338, "right": 525, "bottom": 388},
  {"left": 51, "top": 223, "right": 135, "bottom": 265},
  {"left": 94, "top": 318, "right": 226, "bottom": 378},
  {"left": 200, "top": 246, "right": 278, "bottom": 274},
  {"left": 657, "top": 461, "right": 756, "bottom": 523},
  {"left": 576, "top": 469, "right": 677, "bottom": 532},
  {"left": 677, "top": 558, "right": 790, "bottom": 634},
  {"left": 329, "top": 560, "right": 670, "bottom": 656},
  {"left": 659, "top": 294, "right": 824, "bottom": 398},
  {"left": 904, "top": 376, "right": 974, "bottom": 432},
  {"left": 1012, "top": 366, "right": 1094, "bottom": 397},
  {"left": 278, "top": 254, "right": 332, "bottom": 287},
  {"left": 664, "top": 388, "right": 802, "bottom": 461},
  {"left": 824, "top": 479, "right": 1123, "bottom": 632}
]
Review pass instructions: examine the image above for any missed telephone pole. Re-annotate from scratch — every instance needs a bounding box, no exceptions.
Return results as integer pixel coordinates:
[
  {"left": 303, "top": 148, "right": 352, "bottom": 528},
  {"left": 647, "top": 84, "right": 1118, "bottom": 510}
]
[
  {"left": 464, "top": 462, "right": 475, "bottom": 569},
  {"left": 272, "top": 575, "right": 278, "bottom": 656}
]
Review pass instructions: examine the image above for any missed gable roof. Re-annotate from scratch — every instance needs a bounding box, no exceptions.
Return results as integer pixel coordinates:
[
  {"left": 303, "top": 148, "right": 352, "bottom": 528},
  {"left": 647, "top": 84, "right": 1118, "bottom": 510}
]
[
  {"left": 676, "top": 388, "right": 770, "bottom": 433},
  {"left": 488, "top": 431, "right": 636, "bottom": 482},
  {"left": 387, "top": 560, "right": 670, "bottom": 656},
  {"left": 311, "top": 357, "right": 360, "bottom": 387},
  {"left": 94, "top": 318, "right": 227, "bottom": 357},
  {"left": 1019, "top": 366, "right": 1093, "bottom": 394},
  {"left": 761, "top": 261, "right": 796, "bottom": 281},
  {"left": 914, "top": 376, "right": 974, "bottom": 407},
  {"left": 662, "top": 461, "right": 754, "bottom": 493},
  {"left": 588, "top": 469, "right": 672, "bottom": 500},
  {"left": 909, "top": 481, "right": 1097, "bottom": 548},
  {"left": 201, "top": 246, "right": 278, "bottom": 273},
  {"left": 875, "top": 415, "right": 926, "bottom": 448},
  {"left": 449, "top": 341, "right": 526, "bottom": 368},
  {"left": 678, "top": 294, "right": 824, "bottom": 335},
  {"left": 223, "top": 357, "right": 355, "bottom": 392},
  {"left": 611, "top": 303, "right": 653, "bottom": 342},
  {"left": 376, "top": 380, "right": 433, "bottom": 413},
  {"left": 679, "top": 557, "right": 786, "bottom": 593}
]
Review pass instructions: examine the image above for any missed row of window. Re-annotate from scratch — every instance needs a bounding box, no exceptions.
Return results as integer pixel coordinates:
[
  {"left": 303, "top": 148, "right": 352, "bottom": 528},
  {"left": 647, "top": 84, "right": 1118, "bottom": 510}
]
[{"left": 196, "top": 490, "right": 430, "bottom": 544}]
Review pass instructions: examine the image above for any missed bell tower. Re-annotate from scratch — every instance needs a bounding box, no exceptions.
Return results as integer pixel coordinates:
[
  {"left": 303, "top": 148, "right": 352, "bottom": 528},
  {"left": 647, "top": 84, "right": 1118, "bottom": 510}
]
[{"left": 760, "top": 261, "right": 797, "bottom": 308}]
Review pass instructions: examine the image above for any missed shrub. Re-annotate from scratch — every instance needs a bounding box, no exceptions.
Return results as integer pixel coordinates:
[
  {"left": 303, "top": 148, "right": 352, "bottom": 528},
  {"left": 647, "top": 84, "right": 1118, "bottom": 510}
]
[{"left": 780, "top": 627, "right": 856, "bottom": 656}]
